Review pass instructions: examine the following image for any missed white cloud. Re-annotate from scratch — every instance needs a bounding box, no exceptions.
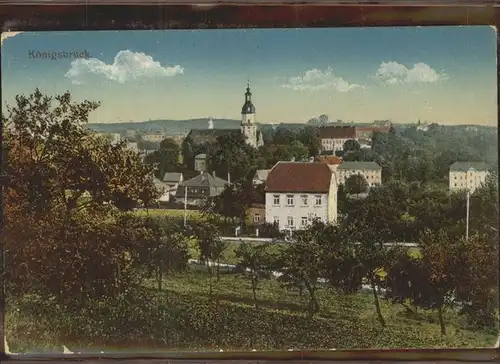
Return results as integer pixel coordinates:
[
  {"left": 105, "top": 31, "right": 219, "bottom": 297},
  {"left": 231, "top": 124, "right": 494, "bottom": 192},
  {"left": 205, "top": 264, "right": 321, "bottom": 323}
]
[
  {"left": 374, "top": 61, "right": 448, "bottom": 85},
  {"left": 1, "top": 32, "right": 22, "bottom": 46},
  {"left": 281, "top": 67, "right": 364, "bottom": 92},
  {"left": 65, "top": 50, "right": 184, "bottom": 85}
]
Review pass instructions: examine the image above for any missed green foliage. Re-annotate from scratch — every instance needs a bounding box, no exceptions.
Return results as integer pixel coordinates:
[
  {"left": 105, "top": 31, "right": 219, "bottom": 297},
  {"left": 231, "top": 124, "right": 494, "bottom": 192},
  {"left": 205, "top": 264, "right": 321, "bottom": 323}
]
[
  {"left": 344, "top": 174, "right": 369, "bottom": 195},
  {"left": 144, "top": 137, "right": 181, "bottom": 179}
]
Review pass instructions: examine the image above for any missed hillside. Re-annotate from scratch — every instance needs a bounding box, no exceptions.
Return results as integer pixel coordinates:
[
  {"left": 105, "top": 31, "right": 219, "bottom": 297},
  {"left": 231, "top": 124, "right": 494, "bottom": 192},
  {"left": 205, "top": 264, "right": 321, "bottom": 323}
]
[{"left": 87, "top": 118, "right": 243, "bottom": 135}]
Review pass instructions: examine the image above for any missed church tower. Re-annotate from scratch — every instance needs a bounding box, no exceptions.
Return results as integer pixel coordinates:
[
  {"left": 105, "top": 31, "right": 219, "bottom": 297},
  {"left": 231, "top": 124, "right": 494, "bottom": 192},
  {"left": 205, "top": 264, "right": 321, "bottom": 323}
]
[{"left": 241, "top": 83, "right": 261, "bottom": 148}]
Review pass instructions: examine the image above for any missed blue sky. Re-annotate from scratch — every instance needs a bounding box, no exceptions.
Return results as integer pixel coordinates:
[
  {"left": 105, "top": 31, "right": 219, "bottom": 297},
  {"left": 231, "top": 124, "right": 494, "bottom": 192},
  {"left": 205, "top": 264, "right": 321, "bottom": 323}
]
[{"left": 1, "top": 26, "right": 497, "bottom": 125}]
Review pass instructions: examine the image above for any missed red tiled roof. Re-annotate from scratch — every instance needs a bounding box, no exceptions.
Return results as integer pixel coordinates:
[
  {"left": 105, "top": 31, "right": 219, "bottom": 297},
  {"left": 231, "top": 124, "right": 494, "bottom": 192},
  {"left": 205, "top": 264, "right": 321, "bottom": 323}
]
[
  {"left": 318, "top": 126, "right": 357, "bottom": 139},
  {"left": 316, "top": 155, "right": 343, "bottom": 165},
  {"left": 266, "top": 162, "right": 333, "bottom": 193}
]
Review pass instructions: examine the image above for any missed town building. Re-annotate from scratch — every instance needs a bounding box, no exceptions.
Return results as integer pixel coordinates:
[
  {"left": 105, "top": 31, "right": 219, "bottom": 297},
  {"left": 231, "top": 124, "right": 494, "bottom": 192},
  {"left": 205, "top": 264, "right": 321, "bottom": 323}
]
[
  {"left": 185, "top": 84, "right": 264, "bottom": 149},
  {"left": 265, "top": 162, "right": 338, "bottom": 231},
  {"left": 449, "top": 161, "right": 489, "bottom": 192},
  {"left": 337, "top": 161, "right": 382, "bottom": 187},
  {"left": 356, "top": 121, "right": 392, "bottom": 139},
  {"left": 175, "top": 172, "right": 228, "bottom": 206},
  {"left": 247, "top": 203, "right": 266, "bottom": 225},
  {"left": 194, "top": 153, "right": 208, "bottom": 172},
  {"left": 315, "top": 155, "right": 343, "bottom": 173},
  {"left": 153, "top": 178, "right": 171, "bottom": 203},
  {"left": 142, "top": 131, "right": 165, "bottom": 143},
  {"left": 253, "top": 169, "right": 270, "bottom": 185},
  {"left": 318, "top": 126, "right": 358, "bottom": 153},
  {"left": 162, "top": 172, "right": 184, "bottom": 197}
]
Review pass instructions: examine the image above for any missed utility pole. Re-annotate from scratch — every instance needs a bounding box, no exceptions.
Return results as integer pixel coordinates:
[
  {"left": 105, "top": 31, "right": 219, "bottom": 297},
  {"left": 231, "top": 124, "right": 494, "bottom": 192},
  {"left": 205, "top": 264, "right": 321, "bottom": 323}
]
[
  {"left": 183, "top": 186, "right": 188, "bottom": 228},
  {"left": 466, "top": 188, "right": 471, "bottom": 241}
]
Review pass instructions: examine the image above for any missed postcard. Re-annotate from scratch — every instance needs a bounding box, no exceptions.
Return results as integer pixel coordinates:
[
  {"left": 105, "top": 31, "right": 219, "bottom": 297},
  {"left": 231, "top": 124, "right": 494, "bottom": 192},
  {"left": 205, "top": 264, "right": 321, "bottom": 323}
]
[{"left": 1, "top": 27, "right": 498, "bottom": 354}]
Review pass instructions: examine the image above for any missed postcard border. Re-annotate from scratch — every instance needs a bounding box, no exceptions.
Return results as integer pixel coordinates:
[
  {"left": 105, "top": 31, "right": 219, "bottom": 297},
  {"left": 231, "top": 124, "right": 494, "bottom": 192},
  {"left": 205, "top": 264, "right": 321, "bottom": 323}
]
[{"left": 0, "top": 2, "right": 499, "bottom": 363}]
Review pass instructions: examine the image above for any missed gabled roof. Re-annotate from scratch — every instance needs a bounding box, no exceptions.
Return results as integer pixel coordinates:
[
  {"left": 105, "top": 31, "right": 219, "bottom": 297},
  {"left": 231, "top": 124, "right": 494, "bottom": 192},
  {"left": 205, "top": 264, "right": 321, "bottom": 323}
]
[
  {"left": 163, "top": 172, "right": 183, "bottom": 183},
  {"left": 316, "top": 155, "right": 343, "bottom": 165},
  {"left": 195, "top": 153, "right": 207, "bottom": 159},
  {"left": 266, "top": 162, "right": 333, "bottom": 193},
  {"left": 254, "top": 169, "right": 270, "bottom": 181},
  {"left": 318, "top": 126, "right": 357, "bottom": 139},
  {"left": 338, "top": 161, "right": 382, "bottom": 171},
  {"left": 450, "top": 161, "right": 489, "bottom": 172},
  {"left": 180, "top": 172, "right": 228, "bottom": 188}
]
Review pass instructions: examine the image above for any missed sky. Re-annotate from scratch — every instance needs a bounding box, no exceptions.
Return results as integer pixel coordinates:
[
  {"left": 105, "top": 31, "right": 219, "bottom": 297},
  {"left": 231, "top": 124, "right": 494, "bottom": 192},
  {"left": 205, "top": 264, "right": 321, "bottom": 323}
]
[{"left": 1, "top": 27, "right": 497, "bottom": 125}]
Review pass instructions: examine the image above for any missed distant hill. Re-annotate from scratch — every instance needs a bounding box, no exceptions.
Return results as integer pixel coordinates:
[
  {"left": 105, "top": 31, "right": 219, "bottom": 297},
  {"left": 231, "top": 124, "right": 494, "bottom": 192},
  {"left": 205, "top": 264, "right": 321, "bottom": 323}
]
[{"left": 87, "top": 118, "right": 243, "bottom": 135}]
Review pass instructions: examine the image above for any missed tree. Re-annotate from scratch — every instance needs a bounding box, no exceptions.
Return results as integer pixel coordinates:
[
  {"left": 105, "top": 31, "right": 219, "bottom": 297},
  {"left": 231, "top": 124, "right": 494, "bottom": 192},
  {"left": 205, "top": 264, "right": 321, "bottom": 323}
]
[
  {"left": 344, "top": 174, "right": 369, "bottom": 196},
  {"left": 297, "top": 126, "right": 321, "bottom": 157},
  {"left": 343, "top": 139, "right": 361, "bottom": 153},
  {"left": 417, "top": 229, "right": 458, "bottom": 335},
  {"left": 235, "top": 243, "right": 274, "bottom": 308},
  {"left": 144, "top": 137, "right": 181, "bottom": 179},
  {"left": 3, "top": 89, "right": 159, "bottom": 304},
  {"left": 280, "top": 220, "right": 330, "bottom": 317},
  {"left": 189, "top": 221, "right": 226, "bottom": 295},
  {"left": 207, "top": 132, "right": 257, "bottom": 183}
]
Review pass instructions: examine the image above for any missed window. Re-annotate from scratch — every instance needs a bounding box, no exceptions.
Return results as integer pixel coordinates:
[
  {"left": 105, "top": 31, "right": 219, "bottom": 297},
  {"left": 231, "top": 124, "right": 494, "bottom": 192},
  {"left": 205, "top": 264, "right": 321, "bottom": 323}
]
[
  {"left": 454, "top": 183, "right": 457, "bottom": 187},
  {"left": 273, "top": 194, "right": 280, "bottom": 205},
  {"left": 273, "top": 216, "right": 279, "bottom": 225},
  {"left": 286, "top": 195, "right": 295, "bottom": 206},
  {"left": 287, "top": 216, "right": 294, "bottom": 227},
  {"left": 253, "top": 213, "right": 261, "bottom": 223},
  {"left": 301, "top": 195, "right": 308, "bottom": 206},
  {"left": 315, "top": 195, "right": 322, "bottom": 206},
  {"left": 301, "top": 216, "right": 308, "bottom": 226}
]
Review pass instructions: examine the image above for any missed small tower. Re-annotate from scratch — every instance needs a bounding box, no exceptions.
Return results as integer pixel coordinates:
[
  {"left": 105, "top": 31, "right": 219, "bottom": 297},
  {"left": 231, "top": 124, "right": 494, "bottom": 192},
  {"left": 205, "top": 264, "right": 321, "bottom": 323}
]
[
  {"left": 208, "top": 117, "right": 214, "bottom": 129},
  {"left": 240, "top": 82, "right": 260, "bottom": 148}
]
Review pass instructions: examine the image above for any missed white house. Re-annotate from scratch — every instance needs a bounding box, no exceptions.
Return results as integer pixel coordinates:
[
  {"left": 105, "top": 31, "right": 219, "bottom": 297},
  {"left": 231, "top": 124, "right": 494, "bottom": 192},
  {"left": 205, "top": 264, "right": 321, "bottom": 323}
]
[
  {"left": 449, "top": 161, "right": 489, "bottom": 193},
  {"left": 337, "top": 161, "right": 382, "bottom": 187},
  {"left": 265, "top": 161, "right": 338, "bottom": 231},
  {"left": 194, "top": 153, "right": 207, "bottom": 172},
  {"left": 153, "top": 178, "right": 171, "bottom": 203},
  {"left": 142, "top": 131, "right": 165, "bottom": 143},
  {"left": 318, "top": 126, "right": 358, "bottom": 153},
  {"left": 253, "top": 169, "right": 270, "bottom": 185},
  {"left": 162, "top": 172, "right": 184, "bottom": 197}
]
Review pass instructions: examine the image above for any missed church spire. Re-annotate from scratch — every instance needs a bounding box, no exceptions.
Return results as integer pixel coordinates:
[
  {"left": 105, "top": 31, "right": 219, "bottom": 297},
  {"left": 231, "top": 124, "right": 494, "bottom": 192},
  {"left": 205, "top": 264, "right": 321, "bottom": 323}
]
[{"left": 241, "top": 81, "right": 255, "bottom": 115}]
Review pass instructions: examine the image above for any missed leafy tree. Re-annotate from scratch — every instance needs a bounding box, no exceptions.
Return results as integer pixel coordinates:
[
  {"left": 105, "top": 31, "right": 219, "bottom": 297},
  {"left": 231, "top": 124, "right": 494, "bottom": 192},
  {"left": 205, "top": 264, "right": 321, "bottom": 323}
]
[
  {"left": 417, "top": 229, "right": 459, "bottom": 335},
  {"left": 3, "top": 89, "right": 159, "bottom": 304},
  {"left": 344, "top": 174, "right": 369, "bottom": 196},
  {"left": 272, "top": 125, "right": 296, "bottom": 145},
  {"left": 280, "top": 220, "right": 330, "bottom": 317},
  {"left": 207, "top": 132, "right": 257, "bottom": 183},
  {"left": 297, "top": 126, "right": 321, "bottom": 157},
  {"left": 144, "top": 137, "right": 181, "bottom": 179},
  {"left": 189, "top": 221, "right": 226, "bottom": 294},
  {"left": 235, "top": 243, "right": 274, "bottom": 308},
  {"left": 343, "top": 139, "right": 361, "bottom": 153}
]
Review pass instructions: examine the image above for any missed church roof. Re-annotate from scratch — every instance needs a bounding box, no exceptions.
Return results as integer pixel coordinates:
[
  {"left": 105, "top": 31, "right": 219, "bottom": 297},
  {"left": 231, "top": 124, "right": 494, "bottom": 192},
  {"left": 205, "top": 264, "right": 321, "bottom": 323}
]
[{"left": 242, "top": 85, "right": 256, "bottom": 114}]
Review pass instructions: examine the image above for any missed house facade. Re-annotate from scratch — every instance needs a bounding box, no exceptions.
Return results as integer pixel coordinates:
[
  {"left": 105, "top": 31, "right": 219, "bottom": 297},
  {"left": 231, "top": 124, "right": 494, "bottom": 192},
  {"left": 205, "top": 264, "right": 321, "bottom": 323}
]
[
  {"left": 162, "top": 172, "right": 184, "bottom": 197},
  {"left": 265, "top": 162, "right": 337, "bottom": 231},
  {"left": 194, "top": 153, "right": 208, "bottom": 172},
  {"left": 315, "top": 155, "right": 343, "bottom": 173},
  {"left": 337, "top": 161, "right": 382, "bottom": 187},
  {"left": 175, "top": 172, "right": 228, "bottom": 206},
  {"left": 253, "top": 169, "right": 270, "bottom": 185},
  {"left": 449, "top": 161, "right": 489, "bottom": 192},
  {"left": 318, "top": 126, "right": 358, "bottom": 153},
  {"left": 142, "top": 132, "right": 165, "bottom": 143}
]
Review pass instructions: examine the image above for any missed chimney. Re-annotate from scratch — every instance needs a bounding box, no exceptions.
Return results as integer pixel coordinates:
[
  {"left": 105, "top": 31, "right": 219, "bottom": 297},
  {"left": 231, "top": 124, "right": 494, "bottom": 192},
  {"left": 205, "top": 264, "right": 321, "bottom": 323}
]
[
  {"left": 213, "top": 171, "right": 216, "bottom": 178},
  {"left": 227, "top": 172, "right": 231, "bottom": 185}
]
